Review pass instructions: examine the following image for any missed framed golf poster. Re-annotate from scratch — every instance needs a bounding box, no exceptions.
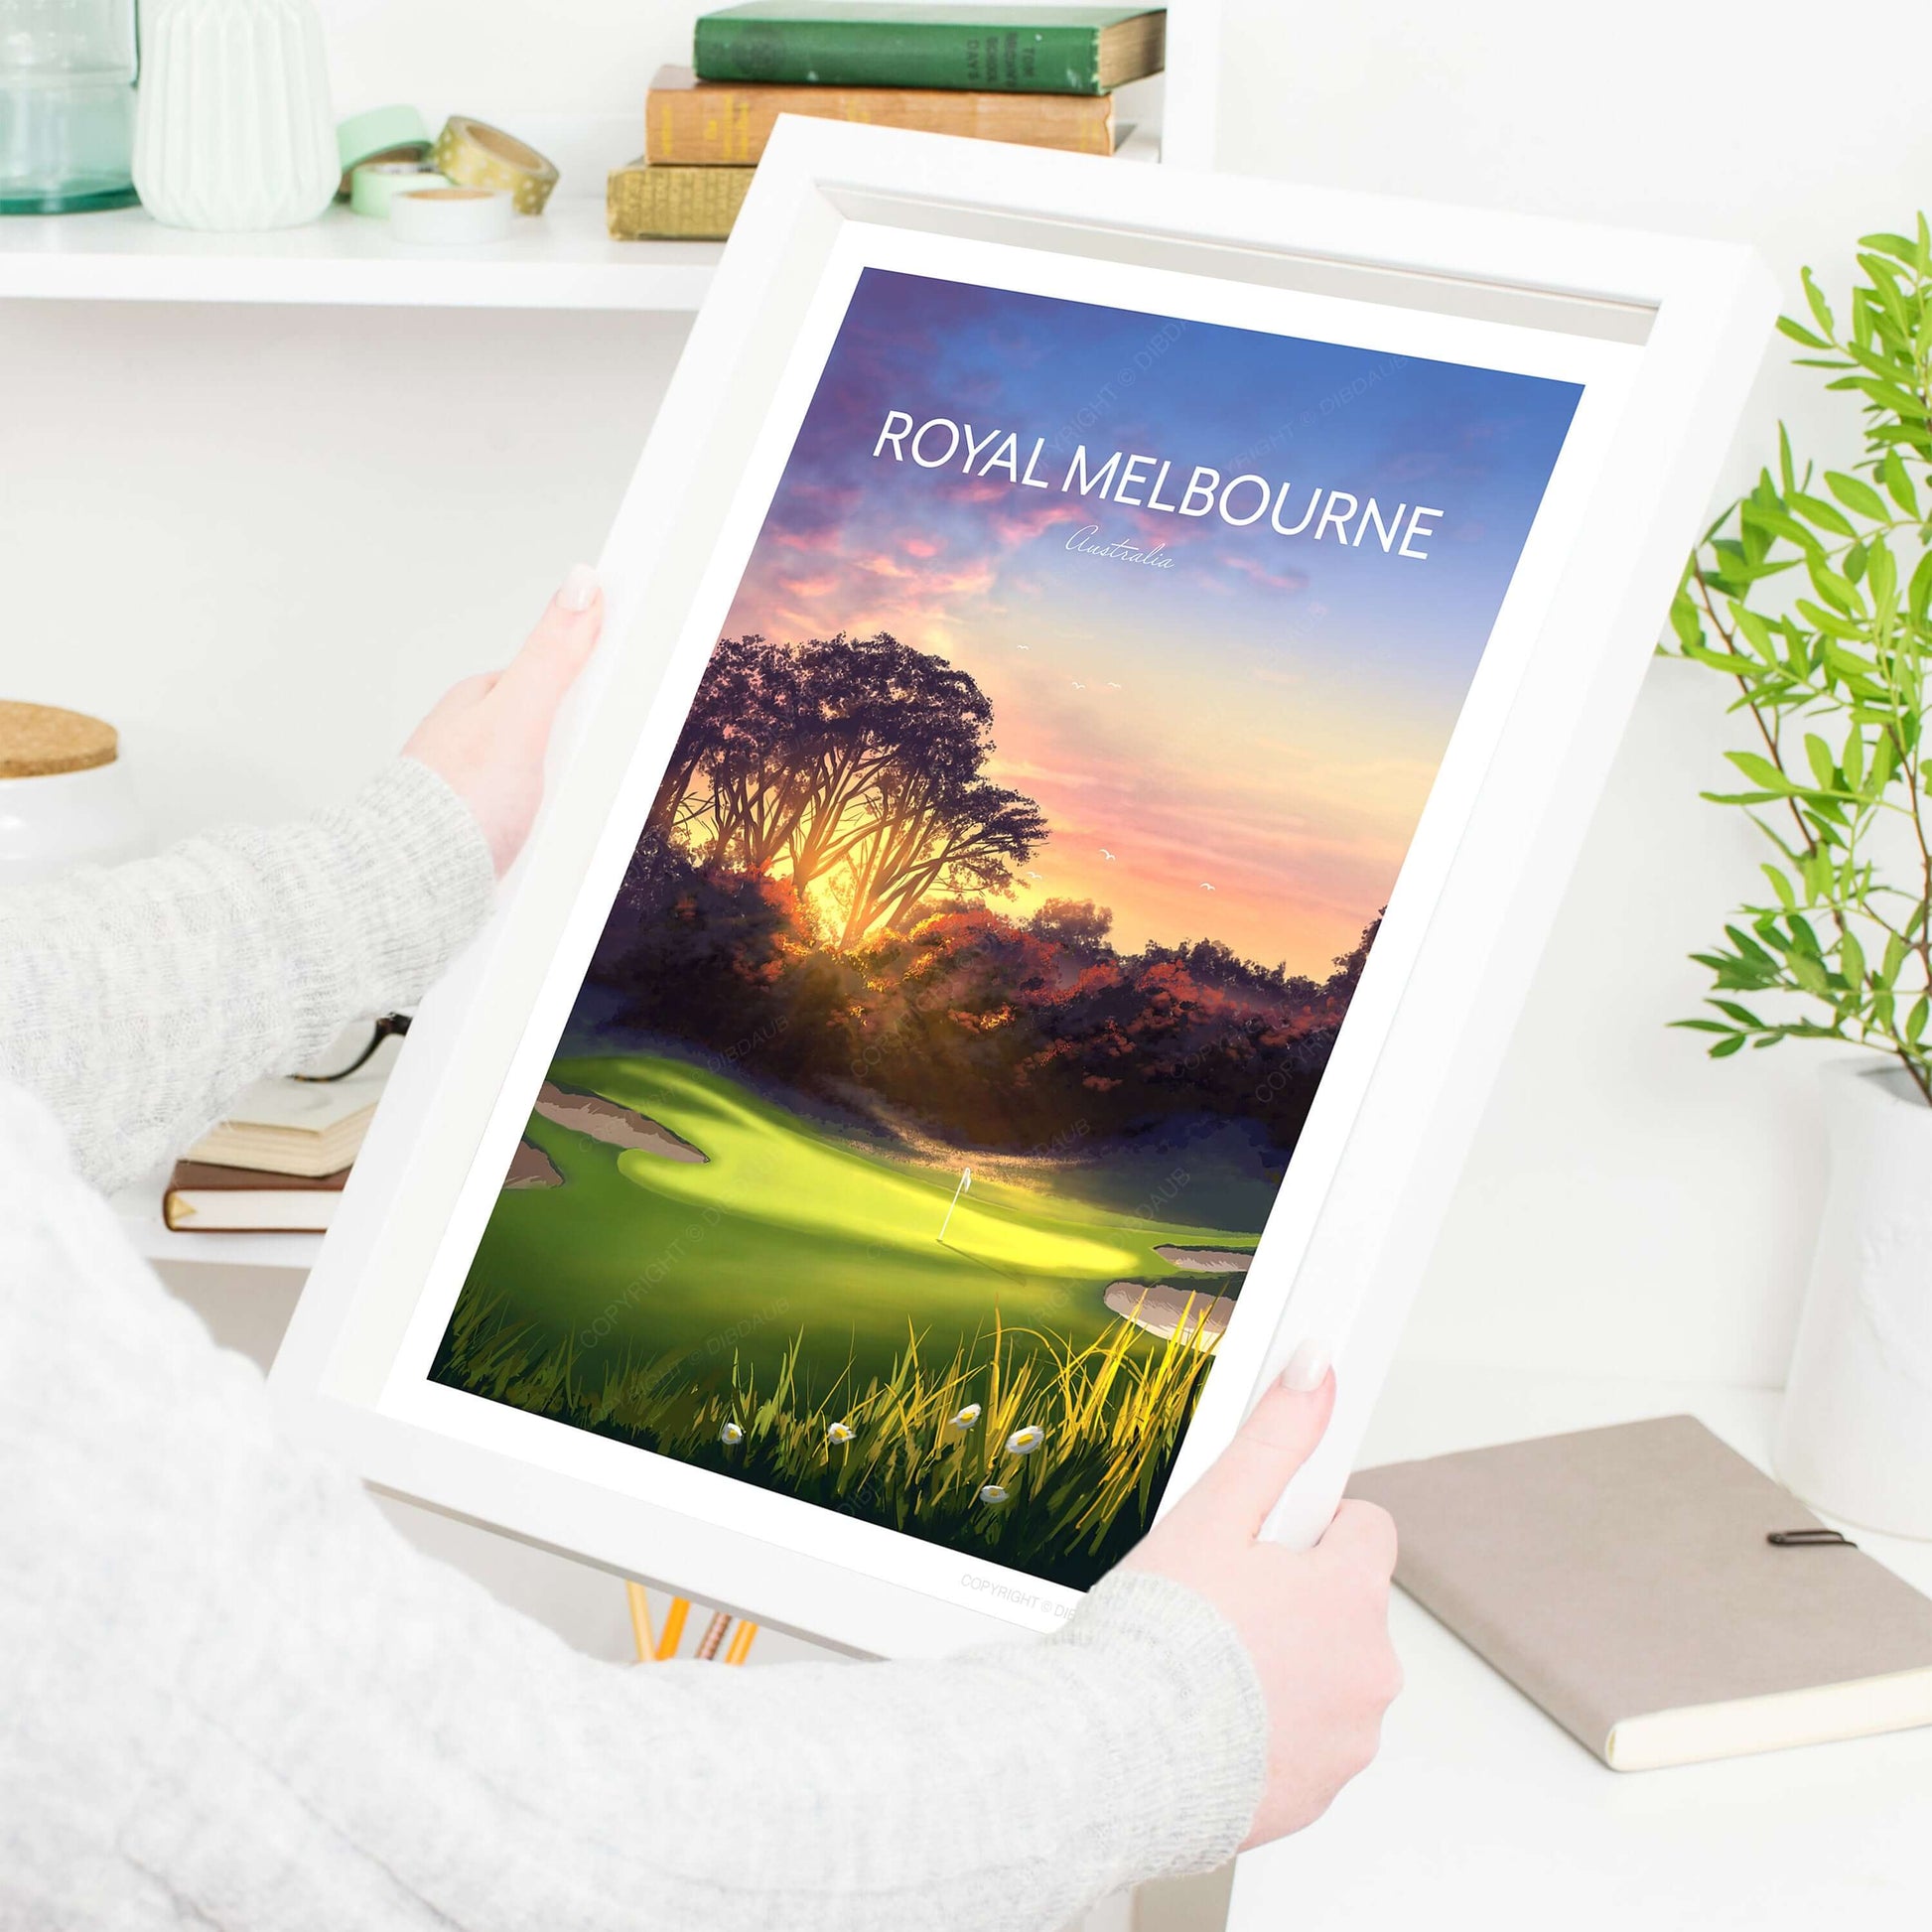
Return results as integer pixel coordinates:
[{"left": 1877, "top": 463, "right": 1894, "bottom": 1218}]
[{"left": 271, "top": 120, "right": 1775, "bottom": 1655}]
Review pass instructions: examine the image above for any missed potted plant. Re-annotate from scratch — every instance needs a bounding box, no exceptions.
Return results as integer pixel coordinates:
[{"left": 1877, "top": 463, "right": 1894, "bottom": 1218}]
[{"left": 1671, "top": 217, "right": 1932, "bottom": 1537}]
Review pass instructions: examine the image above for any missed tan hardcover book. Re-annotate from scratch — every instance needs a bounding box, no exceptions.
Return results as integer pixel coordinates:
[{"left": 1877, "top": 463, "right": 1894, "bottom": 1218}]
[
  {"left": 1349, "top": 1415, "right": 1932, "bottom": 1770},
  {"left": 607, "top": 159, "right": 756, "bottom": 240},
  {"left": 183, "top": 1057, "right": 389, "bottom": 1177},
  {"left": 645, "top": 64, "right": 1116, "bottom": 163},
  {"left": 163, "top": 1160, "right": 347, "bottom": 1233}
]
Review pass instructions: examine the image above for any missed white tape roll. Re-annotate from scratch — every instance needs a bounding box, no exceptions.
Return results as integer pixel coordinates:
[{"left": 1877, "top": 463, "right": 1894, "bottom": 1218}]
[
  {"left": 389, "top": 186, "right": 514, "bottom": 245},
  {"left": 349, "top": 163, "right": 449, "bottom": 217}
]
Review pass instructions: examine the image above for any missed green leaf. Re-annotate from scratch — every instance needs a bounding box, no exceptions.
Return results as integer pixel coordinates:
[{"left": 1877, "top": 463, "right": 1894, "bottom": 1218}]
[
  {"left": 1801, "top": 265, "right": 1837, "bottom": 341},
  {"left": 1907, "top": 996, "right": 1930, "bottom": 1045},
  {"left": 1790, "top": 490, "right": 1858, "bottom": 537},
  {"left": 1725, "top": 751, "right": 1796, "bottom": 793},
  {"left": 1710, "top": 1034, "right": 1747, "bottom": 1058},
  {"left": 1858, "top": 230, "right": 1923, "bottom": 263},
  {"left": 1909, "top": 551, "right": 1932, "bottom": 626},
  {"left": 1732, "top": 605, "right": 1778, "bottom": 660},
  {"left": 1762, "top": 863, "right": 1796, "bottom": 908},
  {"left": 1791, "top": 953, "right": 1832, "bottom": 997},
  {"left": 1826, "top": 470, "right": 1889, "bottom": 520},
  {"left": 1878, "top": 450, "right": 1922, "bottom": 517},
  {"left": 1841, "top": 930, "right": 1866, "bottom": 987},
  {"left": 1804, "top": 734, "right": 1839, "bottom": 789},
  {"left": 1880, "top": 932, "right": 1909, "bottom": 987},
  {"left": 1777, "top": 317, "right": 1831, "bottom": 350}
]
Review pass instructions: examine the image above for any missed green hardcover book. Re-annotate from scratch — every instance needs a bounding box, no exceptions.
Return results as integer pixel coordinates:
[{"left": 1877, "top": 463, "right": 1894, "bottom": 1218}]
[{"left": 692, "top": 4, "right": 1166, "bottom": 96}]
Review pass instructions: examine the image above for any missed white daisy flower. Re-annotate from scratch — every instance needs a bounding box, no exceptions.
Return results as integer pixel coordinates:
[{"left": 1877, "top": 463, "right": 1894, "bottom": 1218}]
[
  {"left": 1005, "top": 1425, "right": 1044, "bottom": 1456},
  {"left": 825, "top": 1421, "right": 856, "bottom": 1446},
  {"left": 978, "top": 1483, "right": 1010, "bottom": 1506},
  {"left": 719, "top": 1421, "right": 744, "bottom": 1446},
  {"left": 948, "top": 1404, "right": 983, "bottom": 1432}
]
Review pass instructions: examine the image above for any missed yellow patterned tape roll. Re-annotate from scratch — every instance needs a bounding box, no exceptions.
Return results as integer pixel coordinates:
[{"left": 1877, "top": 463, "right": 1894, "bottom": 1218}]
[{"left": 433, "top": 116, "right": 560, "bottom": 216}]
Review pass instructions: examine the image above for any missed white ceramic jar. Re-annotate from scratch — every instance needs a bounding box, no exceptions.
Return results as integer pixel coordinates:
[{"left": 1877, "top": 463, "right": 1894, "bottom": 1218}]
[
  {"left": 1775, "top": 1057, "right": 1932, "bottom": 1539},
  {"left": 132, "top": 0, "right": 338, "bottom": 231},
  {"left": 0, "top": 702, "right": 150, "bottom": 884}
]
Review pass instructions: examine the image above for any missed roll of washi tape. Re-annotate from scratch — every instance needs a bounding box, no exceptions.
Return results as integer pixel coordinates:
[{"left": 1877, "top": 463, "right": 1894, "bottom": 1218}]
[
  {"left": 349, "top": 164, "right": 451, "bottom": 218},
  {"left": 389, "top": 186, "right": 515, "bottom": 246},
  {"left": 433, "top": 115, "right": 560, "bottom": 216},
  {"left": 337, "top": 105, "right": 435, "bottom": 196}
]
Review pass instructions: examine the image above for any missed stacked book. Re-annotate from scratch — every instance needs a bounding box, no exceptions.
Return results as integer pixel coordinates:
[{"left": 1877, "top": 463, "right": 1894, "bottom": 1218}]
[
  {"left": 161, "top": 1050, "right": 393, "bottom": 1234},
  {"left": 609, "top": 4, "right": 1167, "bottom": 240}
]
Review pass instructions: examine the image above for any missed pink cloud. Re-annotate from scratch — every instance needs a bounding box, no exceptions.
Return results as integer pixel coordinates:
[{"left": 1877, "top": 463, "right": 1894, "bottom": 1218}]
[
  {"left": 991, "top": 499, "right": 1089, "bottom": 547},
  {"left": 772, "top": 526, "right": 845, "bottom": 554},
  {"left": 900, "top": 533, "right": 943, "bottom": 559},
  {"left": 1221, "top": 552, "right": 1310, "bottom": 595}
]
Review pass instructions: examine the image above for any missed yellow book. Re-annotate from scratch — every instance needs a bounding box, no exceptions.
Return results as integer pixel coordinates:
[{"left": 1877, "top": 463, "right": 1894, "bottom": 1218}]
[
  {"left": 607, "top": 159, "right": 755, "bottom": 241},
  {"left": 645, "top": 64, "right": 1115, "bottom": 164}
]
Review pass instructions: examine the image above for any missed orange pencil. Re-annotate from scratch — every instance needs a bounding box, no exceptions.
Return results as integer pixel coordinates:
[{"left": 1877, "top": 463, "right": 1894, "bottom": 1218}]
[
  {"left": 653, "top": 1595, "right": 691, "bottom": 1661},
  {"left": 724, "top": 1620, "right": 760, "bottom": 1666}
]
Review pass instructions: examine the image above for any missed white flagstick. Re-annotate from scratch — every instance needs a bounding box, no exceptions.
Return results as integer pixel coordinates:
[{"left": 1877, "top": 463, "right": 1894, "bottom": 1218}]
[{"left": 937, "top": 1167, "right": 972, "bottom": 1243}]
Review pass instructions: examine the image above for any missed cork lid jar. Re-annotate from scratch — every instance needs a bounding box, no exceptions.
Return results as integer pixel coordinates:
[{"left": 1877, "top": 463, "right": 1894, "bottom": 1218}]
[{"left": 0, "top": 701, "right": 149, "bottom": 885}]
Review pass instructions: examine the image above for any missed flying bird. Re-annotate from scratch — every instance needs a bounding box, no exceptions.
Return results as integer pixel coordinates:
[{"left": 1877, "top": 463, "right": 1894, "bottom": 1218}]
[
  {"left": 1099, "top": 848, "right": 1116, "bottom": 861},
  {"left": 1199, "top": 882, "right": 1216, "bottom": 891},
  {"left": 1106, "top": 681, "right": 1122, "bottom": 690},
  {"left": 1025, "top": 869, "right": 1042, "bottom": 880},
  {"left": 1070, "top": 679, "right": 1086, "bottom": 690},
  {"left": 1015, "top": 643, "right": 1031, "bottom": 650}
]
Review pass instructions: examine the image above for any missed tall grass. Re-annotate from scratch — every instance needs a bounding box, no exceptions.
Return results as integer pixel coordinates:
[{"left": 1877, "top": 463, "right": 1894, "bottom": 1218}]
[{"left": 431, "top": 1290, "right": 1221, "bottom": 1589}]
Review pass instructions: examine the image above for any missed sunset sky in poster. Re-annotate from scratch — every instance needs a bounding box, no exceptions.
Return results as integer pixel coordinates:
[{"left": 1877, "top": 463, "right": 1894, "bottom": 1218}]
[{"left": 719, "top": 270, "right": 1582, "bottom": 976}]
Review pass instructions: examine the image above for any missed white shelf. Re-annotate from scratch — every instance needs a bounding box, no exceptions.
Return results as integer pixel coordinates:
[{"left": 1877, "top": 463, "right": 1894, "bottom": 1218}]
[{"left": 0, "top": 198, "right": 722, "bottom": 311}]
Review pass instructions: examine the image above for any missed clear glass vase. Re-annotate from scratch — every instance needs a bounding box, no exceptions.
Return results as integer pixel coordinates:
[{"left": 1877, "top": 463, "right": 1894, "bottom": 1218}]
[{"left": 0, "top": 0, "right": 140, "bottom": 213}]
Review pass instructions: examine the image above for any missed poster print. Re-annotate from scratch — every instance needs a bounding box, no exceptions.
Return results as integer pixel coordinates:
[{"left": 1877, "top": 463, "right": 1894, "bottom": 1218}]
[{"left": 431, "top": 269, "right": 1583, "bottom": 1589}]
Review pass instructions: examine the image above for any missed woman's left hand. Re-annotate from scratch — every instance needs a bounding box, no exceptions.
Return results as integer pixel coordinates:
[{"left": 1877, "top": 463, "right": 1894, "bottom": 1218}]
[{"left": 404, "top": 564, "right": 604, "bottom": 877}]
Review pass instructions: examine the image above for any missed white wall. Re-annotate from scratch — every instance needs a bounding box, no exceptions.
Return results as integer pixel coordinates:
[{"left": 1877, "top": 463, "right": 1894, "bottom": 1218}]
[
  {"left": 7, "top": 0, "right": 1931, "bottom": 1409},
  {"left": 1213, "top": 0, "right": 1932, "bottom": 1383}
]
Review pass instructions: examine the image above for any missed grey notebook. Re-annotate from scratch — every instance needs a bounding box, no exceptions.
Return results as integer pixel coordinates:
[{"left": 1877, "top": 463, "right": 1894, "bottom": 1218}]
[{"left": 1349, "top": 1415, "right": 1932, "bottom": 1770}]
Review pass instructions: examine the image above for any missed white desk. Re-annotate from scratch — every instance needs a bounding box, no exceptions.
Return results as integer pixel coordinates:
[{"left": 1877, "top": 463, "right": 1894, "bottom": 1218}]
[{"left": 1225, "top": 1365, "right": 1932, "bottom": 1932}]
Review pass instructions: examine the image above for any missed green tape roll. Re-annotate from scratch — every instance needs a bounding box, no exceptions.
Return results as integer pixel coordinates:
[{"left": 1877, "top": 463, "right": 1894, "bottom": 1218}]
[
  {"left": 337, "top": 105, "right": 434, "bottom": 189},
  {"left": 349, "top": 164, "right": 450, "bottom": 218}
]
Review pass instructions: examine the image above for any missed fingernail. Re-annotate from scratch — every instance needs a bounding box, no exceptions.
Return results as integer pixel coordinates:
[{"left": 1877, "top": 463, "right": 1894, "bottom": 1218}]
[
  {"left": 557, "top": 563, "right": 600, "bottom": 613},
  {"left": 1280, "top": 1337, "right": 1332, "bottom": 1393}
]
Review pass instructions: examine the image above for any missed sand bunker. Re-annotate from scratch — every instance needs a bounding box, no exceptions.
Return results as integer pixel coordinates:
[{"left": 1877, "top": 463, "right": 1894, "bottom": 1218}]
[
  {"left": 532, "top": 1080, "right": 709, "bottom": 1163},
  {"left": 503, "top": 1139, "right": 563, "bottom": 1190},
  {"left": 1153, "top": 1245, "right": 1253, "bottom": 1273},
  {"left": 1105, "top": 1280, "right": 1236, "bottom": 1346}
]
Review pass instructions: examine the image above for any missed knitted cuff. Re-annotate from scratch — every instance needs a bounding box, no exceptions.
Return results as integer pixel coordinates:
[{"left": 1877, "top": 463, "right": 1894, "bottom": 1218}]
[
  {"left": 1051, "top": 1568, "right": 1269, "bottom": 1878},
  {"left": 311, "top": 759, "right": 497, "bottom": 1018}
]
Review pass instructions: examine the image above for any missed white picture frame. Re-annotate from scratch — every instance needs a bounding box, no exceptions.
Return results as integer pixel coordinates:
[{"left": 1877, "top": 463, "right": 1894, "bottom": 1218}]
[{"left": 270, "top": 118, "right": 1775, "bottom": 1658}]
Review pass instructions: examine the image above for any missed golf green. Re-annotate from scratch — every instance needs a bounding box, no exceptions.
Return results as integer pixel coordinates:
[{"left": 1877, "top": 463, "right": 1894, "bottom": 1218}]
[{"left": 452, "top": 1053, "right": 1260, "bottom": 1396}]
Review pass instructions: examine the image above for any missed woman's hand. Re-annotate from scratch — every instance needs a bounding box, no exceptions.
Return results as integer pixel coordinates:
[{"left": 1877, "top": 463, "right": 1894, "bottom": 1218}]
[
  {"left": 1123, "top": 1343, "right": 1402, "bottom": 1849},
  {"left": 404, "top": 564, "right": 605, "bottom": 877}
]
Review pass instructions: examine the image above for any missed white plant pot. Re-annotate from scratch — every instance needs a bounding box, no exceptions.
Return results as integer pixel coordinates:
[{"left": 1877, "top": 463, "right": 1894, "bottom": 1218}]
[
  {"left": 132, "top": 0, "right": 338, "bottom": 232},
  {"left": 1774, "top": 1058, "right": 1932, "bottom": 1539}
]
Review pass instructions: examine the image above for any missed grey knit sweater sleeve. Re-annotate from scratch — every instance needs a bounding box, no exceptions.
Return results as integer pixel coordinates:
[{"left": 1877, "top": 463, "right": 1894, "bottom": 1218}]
[
  {"left": 0, "top": 762, "right": 1267, "bottom": 1932},
  {"left": 0, "top": 758, "right": 498, "bottom": 1193}
]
